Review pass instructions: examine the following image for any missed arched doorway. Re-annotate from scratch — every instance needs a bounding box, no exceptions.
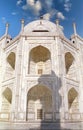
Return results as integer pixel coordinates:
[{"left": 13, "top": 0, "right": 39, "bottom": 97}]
[
  {"left": 28, "top": 46, "right": 51, "bottom": 75},
  {"left": 27, "top": 85, "right": 52, "bottom": 121}
]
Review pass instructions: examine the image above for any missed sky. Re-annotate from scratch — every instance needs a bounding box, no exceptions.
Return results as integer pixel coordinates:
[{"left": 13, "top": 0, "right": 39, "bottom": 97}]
[{"left": 0, "top": 0, "right": 83, "bottom": 38}]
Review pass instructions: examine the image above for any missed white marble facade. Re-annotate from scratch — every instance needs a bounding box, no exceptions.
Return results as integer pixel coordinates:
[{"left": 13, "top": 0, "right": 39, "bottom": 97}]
[{"left": 0, "top": 19, "right": 83, "bottom": 122}]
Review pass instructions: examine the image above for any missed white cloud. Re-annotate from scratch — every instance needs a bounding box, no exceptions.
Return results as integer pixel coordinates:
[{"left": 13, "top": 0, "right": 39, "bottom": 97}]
[
  {"left": 64, "top": 3, "right": 72, "bottom": 12},
  {"left": 11, "top": 12, "right": 17, "bottom": 15},
  {"left": 22, "top": 5, "right": 28, "bottom": 10},
  {"left": 57, "top": 12, "right": 65, "bottom": 20},
  {"left": 21, "top": 0, "right": 66, "bottom": 20},
  {"left": 22, "top": 0, "right": 42, "bottom": 15},
  {"left": 65, "top": 0, "right": 70, "bottom": 2},
  {"left": 16, "top": 0, "right": 22, "bottom": 5},
  {"left": 64, "top": 0, "right": 72, "bottom": 12},
  {"left": 2, "top": 17, "right": 6, "bottom": 24},
  {"left": 43, "top": 9, "right": 65, "bottom": 21},
  {"left": 35, "top": 0, "right": 41, "bottom": 12},
  {"left": 27, "top": 0, "right": 35, "bottom": 6},
  {"left": 43, "top": 13, "right": 51, "bottom": 20},
  {"left": 43, "top": 10, "right": 57, "bottom": 20},
  {"left": 59, "top": 0, "right": 72, "bottom": 12},
  {"left": 45, "top": 0, "right": 53, "bottom": 9}
]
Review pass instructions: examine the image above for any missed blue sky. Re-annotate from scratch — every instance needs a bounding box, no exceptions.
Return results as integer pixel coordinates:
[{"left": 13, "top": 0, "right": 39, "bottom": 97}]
[{"left": 0, "top": 0, "right": 83, "bottom": 38}]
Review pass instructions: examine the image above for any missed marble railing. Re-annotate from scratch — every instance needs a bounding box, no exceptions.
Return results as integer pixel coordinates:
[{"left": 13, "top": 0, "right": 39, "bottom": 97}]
[
  {"left": 65, "top": 112, "right": 83, "bottom": 121},
  {"left": 0, "top": 112, "right": 10, "bottom": 121}
]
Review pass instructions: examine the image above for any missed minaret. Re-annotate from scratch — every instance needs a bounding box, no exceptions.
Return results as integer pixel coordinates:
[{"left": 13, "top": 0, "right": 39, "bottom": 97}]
[
  {"left": 2, "top": 23, "right": 9, "bottom": 48},
  {"left": 73, "top": 22, "right": 77, "bottom": 36},
  {"left": 21, "top": 19, "right": 25, "bottom": 32},
  {"left": 5, "top": 23, "right": 9, "bottom": 35}
]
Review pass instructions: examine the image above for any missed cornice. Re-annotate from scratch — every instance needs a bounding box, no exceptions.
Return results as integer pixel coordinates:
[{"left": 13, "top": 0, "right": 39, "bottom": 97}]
[
  {"left": 59, "top": 35, "right": 78, "bottom": 50},
  {"left": 5, "top": 35, "right": 20, "bottom": 49},
  {"left": 71, "top": 34, "right": 83, "bottom": 42},
  {"left": 3, "top": 33, "right": 81, "bottom": 51}
]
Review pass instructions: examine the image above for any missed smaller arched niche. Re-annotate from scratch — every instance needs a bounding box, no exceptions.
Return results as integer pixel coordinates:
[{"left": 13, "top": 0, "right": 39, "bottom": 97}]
[
  {"left": 1, "top": 88, "right": 12, "bottom": 120},
  {"left": 65, "top": 52, "right": 77, "bottom": 80},
  {"left": 5, "top": 52, "right": 16, "bottom": 80},
  {"left": 28, "top": 46, "right": 51, "bottom": 75},
  {"left": 68, "top": 88, "right": 79, "bottom": 113}
]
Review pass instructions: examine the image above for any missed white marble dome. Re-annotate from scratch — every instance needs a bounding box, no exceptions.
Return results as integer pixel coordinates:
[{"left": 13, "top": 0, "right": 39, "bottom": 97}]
[{"left": 24, "top": 19, "right": 64, "bottom": 36}]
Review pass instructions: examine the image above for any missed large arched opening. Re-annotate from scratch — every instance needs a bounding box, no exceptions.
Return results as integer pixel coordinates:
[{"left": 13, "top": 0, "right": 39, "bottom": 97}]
[
  {"left": 27, "top": 85, "right": 53, "bottom": 121},
  {"left": 28, "top": 46, "right": 51, "bottom": 75}
]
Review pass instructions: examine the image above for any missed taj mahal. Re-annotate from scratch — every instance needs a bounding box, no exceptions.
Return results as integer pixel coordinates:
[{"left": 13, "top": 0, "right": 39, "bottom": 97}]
[{"left": 0, "top": 18, "right": 83, "bottom": 129}]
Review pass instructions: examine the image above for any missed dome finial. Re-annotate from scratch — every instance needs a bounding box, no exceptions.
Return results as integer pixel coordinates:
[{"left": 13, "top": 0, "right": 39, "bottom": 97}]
[
  {"left": 40, "top": 16, "right": 43, "bottom": 20},
  {"left": 40, "top": 16, "right": 43, "bottom": 25}
]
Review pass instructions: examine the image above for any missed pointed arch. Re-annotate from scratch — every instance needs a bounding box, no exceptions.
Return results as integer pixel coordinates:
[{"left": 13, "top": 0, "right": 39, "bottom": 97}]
[
  {"left": 65, "top": 52, "right": 76, "bottom": 80},
  {"left": 27, "top": 85, "right": 52, "bottom": 121},
  {"left": 1, "top": 87, "right": 12, "bottom": 120},
  {"left": 7, "top": 52, "right": 16, "bottom": 69},
  {"left": 65, "top": 52, "right": 74, "bottom": 73},
  {"left": 68, "top": 87, "right": 79, "bottom": 113},
  {"left": 2, "top": 87, "right": 12, "bottom": 104},
  {"left": 29, "top": 45, "right": 51, "bottom": 62},
  {"left": 5, "top": 52, "right": 16, "bottom": 80},
  {"left": 28, "top": 46, "right": 51, "bottom": 74}
]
